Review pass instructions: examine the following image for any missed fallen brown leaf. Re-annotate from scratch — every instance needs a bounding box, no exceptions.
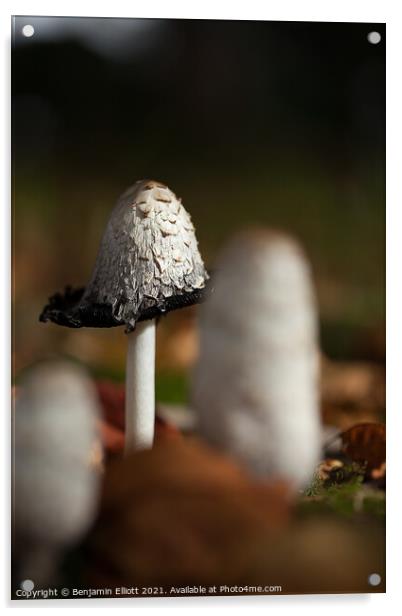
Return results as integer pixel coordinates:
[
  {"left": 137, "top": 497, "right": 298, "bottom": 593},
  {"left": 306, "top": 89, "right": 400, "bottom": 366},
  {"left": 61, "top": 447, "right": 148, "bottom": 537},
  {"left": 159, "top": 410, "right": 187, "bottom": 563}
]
[
  {"left": 341, "top": 422, "right": 385, "bottom": 471},
  {"left": 81, "top": 437, "right": 291, "bottom": 589}
]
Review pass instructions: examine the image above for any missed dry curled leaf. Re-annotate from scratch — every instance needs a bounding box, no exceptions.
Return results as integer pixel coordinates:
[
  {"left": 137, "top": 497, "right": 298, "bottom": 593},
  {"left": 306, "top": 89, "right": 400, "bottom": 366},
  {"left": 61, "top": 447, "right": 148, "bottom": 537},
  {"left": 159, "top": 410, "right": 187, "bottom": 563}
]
[
  {"left": 341, "top": 422, "right": 385, "bottom": 471},
  {"left": 316, "top": 458, "right": 344, "bottom": 482}
]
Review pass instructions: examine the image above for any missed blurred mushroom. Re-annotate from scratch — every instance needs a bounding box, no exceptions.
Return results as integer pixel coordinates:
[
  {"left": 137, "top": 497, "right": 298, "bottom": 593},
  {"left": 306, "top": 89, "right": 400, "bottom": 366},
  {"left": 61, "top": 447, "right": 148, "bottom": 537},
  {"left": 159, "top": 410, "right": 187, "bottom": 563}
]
[
  {"left": 40, "top": 180, "right": 209, "bottom": 453},
  {"left": 192, "top": 230, "right": 321, "bottom": 489},
  {"left": 13, "top": 361, "right": 102, "bottom": 586}
]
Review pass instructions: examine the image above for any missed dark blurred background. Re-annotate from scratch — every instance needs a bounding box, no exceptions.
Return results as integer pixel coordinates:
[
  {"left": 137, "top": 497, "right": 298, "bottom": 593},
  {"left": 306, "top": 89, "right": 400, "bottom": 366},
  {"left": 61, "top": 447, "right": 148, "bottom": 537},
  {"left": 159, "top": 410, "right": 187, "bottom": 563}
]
[{"left": 12, "top": 17, "right": 385, "bottom": 397}]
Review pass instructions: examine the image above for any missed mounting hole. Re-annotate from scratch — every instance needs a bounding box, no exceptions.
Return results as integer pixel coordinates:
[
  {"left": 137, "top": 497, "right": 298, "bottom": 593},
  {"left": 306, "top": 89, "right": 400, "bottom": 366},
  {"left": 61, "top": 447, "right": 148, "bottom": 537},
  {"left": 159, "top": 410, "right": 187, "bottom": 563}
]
[
  {"left": 367, "top": 31, "right": 381, "bottom": 45},
  {"left": 21, "top": 579, "right": 35, "bottom": 592},
  {"left": 368, "top": 573, "right": 381, "bottom": 586},
  {"left": 22, "top": 24, "right": 35, "bottom": 38}
]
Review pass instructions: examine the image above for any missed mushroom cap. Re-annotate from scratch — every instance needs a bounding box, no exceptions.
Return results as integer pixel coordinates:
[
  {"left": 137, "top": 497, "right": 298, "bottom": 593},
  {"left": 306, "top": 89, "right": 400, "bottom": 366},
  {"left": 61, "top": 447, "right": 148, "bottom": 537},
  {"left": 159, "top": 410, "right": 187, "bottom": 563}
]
[{"left": 40, "top": 180, "right": 209, "bottom": 332}]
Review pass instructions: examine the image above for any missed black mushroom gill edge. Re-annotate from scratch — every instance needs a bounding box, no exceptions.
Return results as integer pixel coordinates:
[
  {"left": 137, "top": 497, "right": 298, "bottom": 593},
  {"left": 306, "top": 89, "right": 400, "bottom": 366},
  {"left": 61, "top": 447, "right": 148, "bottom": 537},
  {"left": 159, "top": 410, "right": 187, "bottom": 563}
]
[{"left": 38, "top": 279, "right": 214, "bottom": 331}]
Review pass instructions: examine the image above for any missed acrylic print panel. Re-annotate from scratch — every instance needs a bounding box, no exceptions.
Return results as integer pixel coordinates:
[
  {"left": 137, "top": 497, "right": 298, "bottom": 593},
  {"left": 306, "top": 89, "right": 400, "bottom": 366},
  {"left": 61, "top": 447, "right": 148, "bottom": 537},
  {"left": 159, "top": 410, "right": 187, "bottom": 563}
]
[{"left": 11, "top": 16, "right": 385, "bottom": 599}]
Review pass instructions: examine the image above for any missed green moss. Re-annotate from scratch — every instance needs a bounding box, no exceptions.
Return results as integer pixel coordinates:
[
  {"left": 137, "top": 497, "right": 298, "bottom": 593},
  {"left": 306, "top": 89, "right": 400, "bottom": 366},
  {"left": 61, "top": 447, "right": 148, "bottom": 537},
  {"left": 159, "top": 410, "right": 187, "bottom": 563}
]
[{"left": 300, "top": 471, "right": 385, "bottom": 520}]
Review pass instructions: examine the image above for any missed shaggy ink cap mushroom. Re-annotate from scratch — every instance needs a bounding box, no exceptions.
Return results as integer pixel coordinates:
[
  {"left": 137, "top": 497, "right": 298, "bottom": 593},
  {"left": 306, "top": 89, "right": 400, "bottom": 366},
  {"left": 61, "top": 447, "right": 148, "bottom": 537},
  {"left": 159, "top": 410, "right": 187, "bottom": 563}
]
[
  {"left": 40, "top": 180, "right": 209, "bottom": 332},
  {"left": 40, "top": 180, "right": 209, "bottom": 453},
  {"left": 192, "top": 229, "right": 321, "bottom": 489}
]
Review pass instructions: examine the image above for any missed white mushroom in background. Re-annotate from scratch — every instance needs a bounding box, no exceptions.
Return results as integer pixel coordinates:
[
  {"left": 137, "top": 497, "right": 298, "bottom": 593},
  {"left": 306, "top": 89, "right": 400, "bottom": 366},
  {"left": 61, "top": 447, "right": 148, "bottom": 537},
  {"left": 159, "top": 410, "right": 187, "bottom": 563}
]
[
  {"left": 13, "top": 361, "right": 102, "bottom": 585},
  {"left": 192, "top": 230, "right": 322, "bottom": 489}
]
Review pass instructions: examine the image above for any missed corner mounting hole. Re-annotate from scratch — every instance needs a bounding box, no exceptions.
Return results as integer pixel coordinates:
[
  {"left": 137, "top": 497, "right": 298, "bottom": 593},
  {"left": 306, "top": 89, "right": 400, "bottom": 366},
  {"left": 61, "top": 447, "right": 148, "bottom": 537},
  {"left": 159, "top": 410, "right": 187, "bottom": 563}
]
[
  {"left": 22, "top": 24, "right": 35, "bottom": 38},
  {"left": 367, "top": 31, "right": 381, "bottom": 45},
  {"left": 21, "top": 579, "right": 35, "bottom": 591},
  {"left": 368, "top": 573, "right": 381, "bottom": 586}
]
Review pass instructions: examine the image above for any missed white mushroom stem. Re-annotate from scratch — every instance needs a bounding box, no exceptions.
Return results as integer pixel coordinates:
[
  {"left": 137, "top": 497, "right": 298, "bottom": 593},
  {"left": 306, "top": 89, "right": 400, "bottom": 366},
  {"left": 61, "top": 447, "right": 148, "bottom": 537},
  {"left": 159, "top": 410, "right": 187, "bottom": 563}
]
[{"left": 125, "top": 319, "right": 156, "bottom": 453}]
